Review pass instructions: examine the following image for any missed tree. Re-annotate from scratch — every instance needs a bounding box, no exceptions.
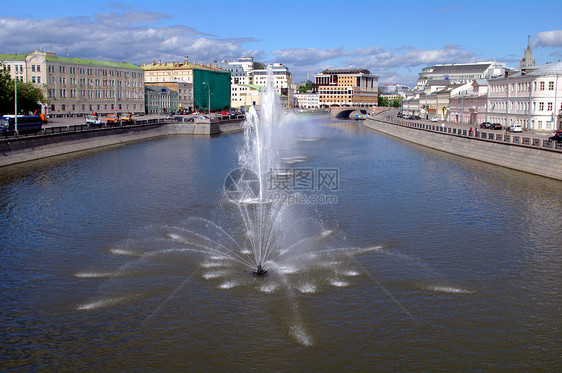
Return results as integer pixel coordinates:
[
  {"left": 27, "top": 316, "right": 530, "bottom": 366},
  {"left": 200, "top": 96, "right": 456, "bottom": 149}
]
[
  {"left": 0, "top": 69, "right": 47, "bottom": 115},
  {"left": 378, "top": 96, "right": 389, "bottom": 107},
  {"left": 0, "top": 69, "right": 14, "bottom": 114},
  {"left": 298, "top": 81, "right": 313, "bottom": 93}
]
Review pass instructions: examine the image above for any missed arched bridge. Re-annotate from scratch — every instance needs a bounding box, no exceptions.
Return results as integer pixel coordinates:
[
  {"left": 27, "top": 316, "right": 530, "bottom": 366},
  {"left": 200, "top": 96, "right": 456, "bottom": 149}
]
[{"left": 330, "top": 106, "right": 373, "bottom": 119}]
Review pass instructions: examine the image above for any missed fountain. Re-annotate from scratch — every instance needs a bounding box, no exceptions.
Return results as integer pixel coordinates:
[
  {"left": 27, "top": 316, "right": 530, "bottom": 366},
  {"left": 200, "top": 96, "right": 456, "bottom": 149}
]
[{"left": 76, "top": 66, "right": 385, "bottom": 346}]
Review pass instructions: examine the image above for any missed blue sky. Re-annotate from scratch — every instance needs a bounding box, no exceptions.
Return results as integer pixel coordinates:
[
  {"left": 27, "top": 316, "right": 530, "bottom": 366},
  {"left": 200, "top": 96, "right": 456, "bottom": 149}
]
[{"left": 1, "top": 0, "right": 561, "bottom": 86}]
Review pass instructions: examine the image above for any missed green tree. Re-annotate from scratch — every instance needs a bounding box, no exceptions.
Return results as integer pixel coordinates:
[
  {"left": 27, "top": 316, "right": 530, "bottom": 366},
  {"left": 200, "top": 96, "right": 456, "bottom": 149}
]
[
  {"left": 378, "top": 96, "right": 389, "bottom": 107},
  {"left": 0, "top": 69, "right": 47, "bottom": 115},
  {"left": 0, "top": 69, "right": 14, "bottom": 115},
  {"left": 298, "top": 81, "right": 313, "bottom": 93},
  {"left": 391, "top": 98, "right": 401, "bottom": 108}
]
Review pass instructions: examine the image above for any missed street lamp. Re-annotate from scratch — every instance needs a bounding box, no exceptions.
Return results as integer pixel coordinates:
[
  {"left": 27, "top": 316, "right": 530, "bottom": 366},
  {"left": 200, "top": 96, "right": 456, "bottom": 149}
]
[{"left": 202, "top": 81, "right": 210, "bottom": 115}]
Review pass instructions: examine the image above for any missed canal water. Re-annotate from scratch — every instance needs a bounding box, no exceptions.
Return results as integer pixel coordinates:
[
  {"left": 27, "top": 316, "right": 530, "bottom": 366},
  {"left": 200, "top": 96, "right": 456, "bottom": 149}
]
[{"left": 1, "top": 118, "right": 560, "bottom": 371}]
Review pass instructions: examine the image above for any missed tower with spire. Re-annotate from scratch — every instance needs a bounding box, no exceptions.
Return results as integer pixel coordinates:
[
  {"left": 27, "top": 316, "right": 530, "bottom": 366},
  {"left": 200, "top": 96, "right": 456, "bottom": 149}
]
[{"left": 520, "top": 35, "right": 535, "bottom": 70}]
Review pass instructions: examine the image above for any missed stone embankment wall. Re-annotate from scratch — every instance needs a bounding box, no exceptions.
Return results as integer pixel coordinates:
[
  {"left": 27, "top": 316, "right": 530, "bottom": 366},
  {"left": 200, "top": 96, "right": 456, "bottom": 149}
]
[
  {"left": 364, "top": 117, "right": 562, "bottom": 181},
  {"left": 0, "top": 120, "right": 243, "bottom": 168}
]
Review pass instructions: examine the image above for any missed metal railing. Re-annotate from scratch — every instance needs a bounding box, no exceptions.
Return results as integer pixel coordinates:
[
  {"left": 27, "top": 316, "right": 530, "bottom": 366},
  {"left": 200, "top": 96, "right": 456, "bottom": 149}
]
[{"left": 372, "top": 114, "right": 562, "bottom": 152}]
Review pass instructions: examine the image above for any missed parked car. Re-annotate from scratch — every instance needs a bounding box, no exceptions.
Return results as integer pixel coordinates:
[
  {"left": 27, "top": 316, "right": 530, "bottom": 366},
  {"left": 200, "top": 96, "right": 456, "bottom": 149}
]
[
  {"left": 490, "top": 123, "right": 502, "bottom": 130},
  {"left": 106, "top": 114, "right": 119, "bottom": 124},
  {"left": 429, "top": 117, "right": 438, "bottom": 122},
  {"left": 548, "top": 133, "right": 562, "bottom": 143},
  {"left": 480, "top": 122, "right": 491, "bottom": 128},
  {"left": 120, "top": 113, "right": 133, "bottom": 123},
  {"left": 508, "top": 125, "right": 523, "bottom": 133},
  {"left": 85, "top": 115, "right": 103, "bottom": 127}
]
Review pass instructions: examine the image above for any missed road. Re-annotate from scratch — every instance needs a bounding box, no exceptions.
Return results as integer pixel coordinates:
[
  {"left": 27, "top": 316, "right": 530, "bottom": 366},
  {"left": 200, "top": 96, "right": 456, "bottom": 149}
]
[{"left": 378, "top": 109, "right": 554, "bottom": 139}]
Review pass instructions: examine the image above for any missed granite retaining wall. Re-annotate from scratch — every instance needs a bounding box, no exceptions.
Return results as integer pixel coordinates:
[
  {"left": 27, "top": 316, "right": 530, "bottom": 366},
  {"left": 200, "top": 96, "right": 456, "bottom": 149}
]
[
  {"left": 0, "top": 120, "right": 243, "bottom": 168},
  {"left": 364, "top": 117, "right": 562, "bottom": 181}
]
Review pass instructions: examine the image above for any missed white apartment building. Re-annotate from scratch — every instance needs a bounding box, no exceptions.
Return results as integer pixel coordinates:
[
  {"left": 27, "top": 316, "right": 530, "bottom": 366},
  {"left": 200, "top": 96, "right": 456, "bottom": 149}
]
[
  {"left": 417, "top": 61, "right": 508, "bottom": 87},
  {"left": 294, "top": 92, "right": 320, "bottom": 108},
  {"left": 488, "top": 62, "right": 562, "bottom": 131},
  {"left": 0, "top": 50, "right": 145, "bottom": 116},
  {"left": 216, "top": 57, "right": 293, "bottom": 109}
]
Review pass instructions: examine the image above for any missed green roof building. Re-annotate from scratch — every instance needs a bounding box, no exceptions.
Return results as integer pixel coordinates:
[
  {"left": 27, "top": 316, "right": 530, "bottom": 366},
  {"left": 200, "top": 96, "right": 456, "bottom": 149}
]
[
  {"left": 0, "top": 50, "right": 145, "bottom": 116},
  {"left": 142, "top": 59, "right": 231, "bottom": 113}
]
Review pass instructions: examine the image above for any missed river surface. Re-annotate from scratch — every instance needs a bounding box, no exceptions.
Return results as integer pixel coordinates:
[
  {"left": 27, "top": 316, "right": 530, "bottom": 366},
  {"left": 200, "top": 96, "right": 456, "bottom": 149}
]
[{"left": 1, "top": 117, "right": 561, "bottom": 371}]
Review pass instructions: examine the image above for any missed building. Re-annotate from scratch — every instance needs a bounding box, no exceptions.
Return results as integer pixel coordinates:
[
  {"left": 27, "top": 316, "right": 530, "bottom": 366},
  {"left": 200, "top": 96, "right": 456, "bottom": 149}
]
[
  {"left": 145, "top": 81, "right": 192, "bottom": 113},
  {"left": 142, "top": 59, "right": 231, "bottom": 112},
  {"left": 0, "top": 49, "right": 145, "bottom": 116},
  {"left": 314, "top": 69, "right": 379, "bottom": 107},
  {"left": 216, "top": 57, "right": 293, "bottom": 109},
  {"left": 520, "top": 36, "right": 536, "bottom": 70},
  {"left": 145, "top": 85, "right": 178, "bottom": 114},
  {"left": 488, "top": 62, "right": 562, "bottom": 132},
  {"left": 416, "top": 61, "right": 508, "bottom": 87},
  {"left": 449, "top": 81, "right": 488, "bottom": 125},
  {"left": 294, "top": 92, "right": 320, "bottom": 108}
]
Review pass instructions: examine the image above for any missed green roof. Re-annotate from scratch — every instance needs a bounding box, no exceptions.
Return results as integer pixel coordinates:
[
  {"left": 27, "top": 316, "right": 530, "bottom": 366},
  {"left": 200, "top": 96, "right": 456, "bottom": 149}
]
[
  {"left": 239, "top": 84, "right": 263, "bottom": 91},
  {"left": 0, "top": 54, "right": 28, "bottom": 61},
  {"left": 0, "top": 52, "right": 141, "bottom": 70},
  {"left": 46, "top": 56, "right": 142, "bottom": 70},
  {"left": 142, "top": 62, "right": 229, "bottom": 74}
]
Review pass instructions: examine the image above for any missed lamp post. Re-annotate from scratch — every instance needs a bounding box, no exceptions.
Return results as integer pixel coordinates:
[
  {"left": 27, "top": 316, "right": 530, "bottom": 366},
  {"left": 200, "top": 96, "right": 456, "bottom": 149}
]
[
  {"left": 14, "top": 74, "right": 18, "bottom": 135},
  {"left": 202, "top": 81, "right": 210, "bottom": 115}
]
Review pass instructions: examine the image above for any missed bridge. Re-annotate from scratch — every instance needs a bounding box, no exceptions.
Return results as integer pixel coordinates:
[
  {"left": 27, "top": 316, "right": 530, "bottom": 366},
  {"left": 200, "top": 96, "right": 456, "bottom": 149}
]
[{"left": 329, "top": 106, "right": 373, "bottom": 119}]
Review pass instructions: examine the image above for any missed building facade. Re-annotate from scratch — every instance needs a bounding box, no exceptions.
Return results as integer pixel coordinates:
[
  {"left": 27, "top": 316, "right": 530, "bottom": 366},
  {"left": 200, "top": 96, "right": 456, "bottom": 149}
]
[
  {"left": 145, "top": 85, "right": 179, "bottom": 114},
  {"left": 416, "top": 61, "right": 508, "bottom": 88},
  {"left": 488, "top": 62, "right": 562, "bottom": 131},
  {"left": 216, "top": 57, "right": 293, "bottom": 109},
  {"left": 449, "top": 81, "right": 488, "bottom": 125},
  {"left": 314, "top": 69, "right": 379, "bottom": 107},
  {"left": 294, "top": 92, "right": 320, "bottom": 108},
  {"left": 142, "top": 59, "right": 231, "bottom": 112},
  {"left": 0, "top": 50, "right": 145, "bottom": 116}
]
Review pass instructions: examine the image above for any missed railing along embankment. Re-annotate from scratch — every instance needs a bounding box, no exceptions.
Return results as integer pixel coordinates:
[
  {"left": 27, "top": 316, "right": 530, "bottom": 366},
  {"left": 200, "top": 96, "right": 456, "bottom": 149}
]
[{"left": 364, "top": 114, "right": 562, "bottom": 181}]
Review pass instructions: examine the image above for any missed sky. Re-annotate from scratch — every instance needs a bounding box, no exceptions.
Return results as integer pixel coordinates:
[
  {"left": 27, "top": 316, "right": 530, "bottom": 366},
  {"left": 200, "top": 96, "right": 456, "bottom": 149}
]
[{"left": 1, "top": 0, "right": 561, "bottom": 86}]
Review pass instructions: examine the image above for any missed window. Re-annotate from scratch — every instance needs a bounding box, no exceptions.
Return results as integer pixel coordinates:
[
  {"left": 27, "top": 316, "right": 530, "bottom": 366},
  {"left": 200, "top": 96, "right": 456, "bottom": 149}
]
[
  {"left": 548, "top": 81, "right": 554, "bottom": 90},
  {"left": 540, "top": 81, "right": 545, "bottom": 90},
  {"left": 548, "top": 102, "right": 553, "bottom": 111},
  {"left": 539, "top": 102, "right": 544, "bottom": 111}
]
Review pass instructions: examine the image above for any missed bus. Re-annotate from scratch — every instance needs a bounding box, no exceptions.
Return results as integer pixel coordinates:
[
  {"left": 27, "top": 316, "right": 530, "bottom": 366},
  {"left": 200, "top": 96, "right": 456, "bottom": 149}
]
[{"left": 0, "top": 115, "right": 43, "bottom": 136}]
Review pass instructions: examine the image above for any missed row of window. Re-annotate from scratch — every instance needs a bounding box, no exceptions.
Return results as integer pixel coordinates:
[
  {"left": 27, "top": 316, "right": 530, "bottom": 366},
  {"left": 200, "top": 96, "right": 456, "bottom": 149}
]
[
  {"left": 48, "top": 89, "right": 144, "bottom": 99},
  {"left": 50, "top": 103, "right": 142, "bottom": 113},
  {"left": 47, "top": 65, "right": 142, "bottom": 78},
  {"left": 491, "top": 80, "right": 557, "bottom": 94},
  {"left": 490, "top": 101, "right": 560, "bottom": 112}
]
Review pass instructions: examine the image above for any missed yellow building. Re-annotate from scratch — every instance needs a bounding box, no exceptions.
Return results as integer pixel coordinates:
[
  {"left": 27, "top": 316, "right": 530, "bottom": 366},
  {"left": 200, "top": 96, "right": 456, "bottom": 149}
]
[{"left": 314, "top": 69, "right": 378, "bottom": 107}]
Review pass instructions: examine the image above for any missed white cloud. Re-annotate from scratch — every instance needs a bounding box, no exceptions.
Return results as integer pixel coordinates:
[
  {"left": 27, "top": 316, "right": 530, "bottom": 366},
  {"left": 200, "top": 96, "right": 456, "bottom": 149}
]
[
  {"left": 273, "top": 44, "right": 477, "bottom": 86},
  {"left": 0, "top": 10, "right": 259, "bottom": 65},
  {"left": 533, "top": 30, "right": 562, "bottom": 48}
]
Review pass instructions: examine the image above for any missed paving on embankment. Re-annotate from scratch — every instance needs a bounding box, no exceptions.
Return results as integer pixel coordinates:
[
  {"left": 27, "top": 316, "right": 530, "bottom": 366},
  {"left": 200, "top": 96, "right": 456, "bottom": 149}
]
[
  {"left": 0, "top": 119, "right": 243, "bottom": 168},
  {"left": 364, "top": 116, "right": 562, "bottom": 181}
]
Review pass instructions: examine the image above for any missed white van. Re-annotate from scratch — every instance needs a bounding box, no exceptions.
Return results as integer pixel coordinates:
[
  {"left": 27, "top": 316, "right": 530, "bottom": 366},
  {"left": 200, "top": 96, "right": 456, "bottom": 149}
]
[{"left": 508, "top": 125, "right": 522, "bottom": 133}]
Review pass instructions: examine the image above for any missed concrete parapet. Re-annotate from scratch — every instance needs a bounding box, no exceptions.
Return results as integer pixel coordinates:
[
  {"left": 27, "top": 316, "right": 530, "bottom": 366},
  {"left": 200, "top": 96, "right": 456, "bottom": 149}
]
[
  {"left": 364, "top": 117, "right": 562, "bottom": 181},
  {"left": 0, "top": 119, "right": 243, "bottom": 168}
]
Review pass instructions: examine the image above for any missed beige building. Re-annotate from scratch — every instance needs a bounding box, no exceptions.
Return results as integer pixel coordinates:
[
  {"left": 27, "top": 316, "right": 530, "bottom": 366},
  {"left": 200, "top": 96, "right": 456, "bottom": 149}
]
[
  {"left": 314, "top": 69, "right": 378, "bottom": 107},
  {"left": 0, "top": 50, "right": 145, "bottom": 116}
]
